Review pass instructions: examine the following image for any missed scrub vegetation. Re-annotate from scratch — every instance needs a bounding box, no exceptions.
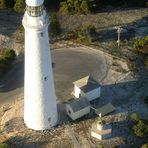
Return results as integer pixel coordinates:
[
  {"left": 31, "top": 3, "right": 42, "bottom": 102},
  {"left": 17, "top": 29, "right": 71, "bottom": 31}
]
[
  {"left": 131, "top": 113, "right": 148, "bottom": 138},
  {"left": 0, "top": 0, "right": 148, "bottom": 147},
  {"left": 0, "top": 49, "right": 16, "bottom": 77},
  {"left": 134, "top": 36, "right": 148, "bottom": 54},
  {"left": 60, "top": 0, "right": 96, "bottom": 14},
  {"left": 64, "top": 25, "right": 97, "bottom": 43},
  {"left": 0, "top": 0, "right": 147, "bottom": 13},
  {"left": 49, "top": 12, "right": 62, "bottom": 37},
  {"left": 0, "top": 143, "right": 8, "bottom": 148}
]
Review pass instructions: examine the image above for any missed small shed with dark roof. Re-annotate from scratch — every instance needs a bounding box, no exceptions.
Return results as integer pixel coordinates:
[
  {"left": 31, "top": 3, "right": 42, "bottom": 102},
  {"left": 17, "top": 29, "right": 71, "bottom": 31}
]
[
  {"left": 73, "top": 76, "right": 101, "bottom": 101},
  {"left": 65, "top": 97, "right": 90, "bottom": 120}
]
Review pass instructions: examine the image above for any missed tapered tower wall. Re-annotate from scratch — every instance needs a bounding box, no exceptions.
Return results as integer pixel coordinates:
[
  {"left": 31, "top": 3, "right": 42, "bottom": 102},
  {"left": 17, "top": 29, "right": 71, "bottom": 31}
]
[{"left": 23, "top": 6, "right": 58, "bottom": 130}]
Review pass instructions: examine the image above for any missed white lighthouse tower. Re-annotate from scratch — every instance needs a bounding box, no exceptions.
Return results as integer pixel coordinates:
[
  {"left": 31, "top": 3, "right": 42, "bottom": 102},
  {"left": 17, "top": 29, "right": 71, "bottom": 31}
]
[{"left": 22, "top": 0, "right": 58, "bottom": 130}]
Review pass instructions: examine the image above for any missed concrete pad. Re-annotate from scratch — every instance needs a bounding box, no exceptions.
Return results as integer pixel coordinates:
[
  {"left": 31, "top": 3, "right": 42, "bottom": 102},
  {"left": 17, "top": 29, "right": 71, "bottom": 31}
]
[{"left": 51, "top": 47, "right": 110, "bottom": 101}]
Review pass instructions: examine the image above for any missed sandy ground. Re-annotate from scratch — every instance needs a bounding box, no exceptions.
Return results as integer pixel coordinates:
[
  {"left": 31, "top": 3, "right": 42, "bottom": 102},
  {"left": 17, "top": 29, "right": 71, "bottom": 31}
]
[
  {"left": 0, "top": 7, "right": 148, "bottom": 147},
  {"left": 1, "top": 45, "right": 145, "bottom": 148},
  {"left": 0, "top": 45, "right": 130, "bottom": 105}
]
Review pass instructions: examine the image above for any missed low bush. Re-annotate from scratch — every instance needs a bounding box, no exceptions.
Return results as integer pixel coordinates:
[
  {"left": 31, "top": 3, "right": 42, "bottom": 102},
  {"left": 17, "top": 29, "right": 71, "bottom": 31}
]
[
  {"left": 65, "top": 25, "right": 97, "bottom": 43},
  {"left": 141, "top": 143, "right": 148, "bottom": 148},
  {"left": 134, "top": 36, "right": 148, "bottom": 54},
  {"left": 49, "top": 12, "right": 61, "bottom": 38},
  {"left": 132, "top": 119, "right": 148, "bottom": 137},
  {"left": 98, "top": 144, "right": 104, "bottom": 148},
  {"left": 13, "top": 0, "right": 25, "bottom": 13},
  {"left": 131, "top": 113, "right": 140, "bottom": 122},
  {"left": 60, "top": 0, "right": 96, "bottom": 14},
  {"left": 0, "top": 0, "right": 6, "bottom": 8},
  {"left": 0, "top": 143, "right": 9, "bottom": 148},
  {"left": 131, "top": 113, "right": 148, "bottom": 138},
  {"left": 0, "top": 49, "right": 16, "bottom": 77}
]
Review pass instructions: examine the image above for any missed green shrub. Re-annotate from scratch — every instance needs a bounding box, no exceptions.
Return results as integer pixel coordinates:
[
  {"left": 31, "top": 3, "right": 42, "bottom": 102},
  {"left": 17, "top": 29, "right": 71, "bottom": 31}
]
[
  {"left": 0, "top": 0, "right": 6, "bottom": 8},
  {"left": 86, "top": 25, "right": 97, "bottom": 34},
  {"left": 4, "top": 49, "right": 16, "bottom": 62},
  {"left": 60, "top": 0, "right": 96, "bottom": 14},
  {"left": 65, "top": 31, "right": 77, "bottom": 40},
  {"left": 0, "top": 143, "right": 9, "bottom": 148},
  {"left": 13, "top": 0, "right": 25, "bottom": 13},
  {"left": 141, "top": 143, "right": 148, "bottom": 148},
  {"left": 0, "top": 49, "right": 16, "bottom": 77},
  {"left": 132, "top": 119, "right": 148, "bottom": 137},
  {"left": 98, "top": 144, "right": 104, "bottom": 148},
  {"left": 65, "top": 25, "right": 97, "bottom": 43},
  {"left": 49, "top": 12, "right": 61, "bottom": 38},
  {"left": 134, "top": 36, "right": 148, "bottom": 54},
  {"left": 131, "top": 113, "right": 140, "bottom": 122},
  {"left": 77, "top": 25, "right": 97, "bottom": 42}
]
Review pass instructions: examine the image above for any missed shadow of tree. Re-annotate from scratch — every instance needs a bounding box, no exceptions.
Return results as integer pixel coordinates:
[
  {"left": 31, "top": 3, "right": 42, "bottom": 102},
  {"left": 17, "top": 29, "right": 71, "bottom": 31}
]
[
  {"left": 0, "top": 54, "right": 24, "bottom": 92},
  {"left": 95, "top": 16, "right": 148, "bottom": 42},
  {"left": 0, "top": 9, "right": 22, "bottom": 37},
  {"left": 4, "top": 135, "right": 48, "bottom": 148}
]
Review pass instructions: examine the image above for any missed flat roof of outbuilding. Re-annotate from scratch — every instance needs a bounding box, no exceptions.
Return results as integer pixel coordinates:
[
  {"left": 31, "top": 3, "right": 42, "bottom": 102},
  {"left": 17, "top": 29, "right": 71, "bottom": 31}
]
[
  {"left": 73, "top": 76, "right": 100, "bottom": 93},
  {"left": 95, "top": 103, "right": 116, "bottom": 116},
  {"left": 66, "top": 97, "right": 90, "bottom": 113}
]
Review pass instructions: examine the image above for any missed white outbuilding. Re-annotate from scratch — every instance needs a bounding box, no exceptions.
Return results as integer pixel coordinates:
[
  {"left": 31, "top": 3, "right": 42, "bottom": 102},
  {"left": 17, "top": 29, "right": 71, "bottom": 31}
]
[
  {"left": 65, "top": 97, "right": 90, "bottom": 120},
  {"left": 73, "top": 76, "right": 101, "bottom": 102}
]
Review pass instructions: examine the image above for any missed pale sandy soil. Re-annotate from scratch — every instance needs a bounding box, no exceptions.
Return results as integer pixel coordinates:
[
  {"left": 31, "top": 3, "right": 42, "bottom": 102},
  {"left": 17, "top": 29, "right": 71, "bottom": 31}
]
[{"left": 0, "top": 7, "right": 148, "bottom": 148}]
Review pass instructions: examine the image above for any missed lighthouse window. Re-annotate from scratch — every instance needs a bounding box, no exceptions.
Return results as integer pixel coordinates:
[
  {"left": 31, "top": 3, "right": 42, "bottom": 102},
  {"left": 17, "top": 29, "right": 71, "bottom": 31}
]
[
  {"left": 41, "top": 32, "right": 43, "bottom": 37},
  {"left": 48, "top": 118, "right": 51, "bottom": 122},
  {"left": 68, "top": 110, "right": 71, "bottom": 114},
  {"left": 44, "top": 77, "right": 47, "bottom": 81},
  {"left": 26, "top": 5, "right": 43, "bottom": 17}
]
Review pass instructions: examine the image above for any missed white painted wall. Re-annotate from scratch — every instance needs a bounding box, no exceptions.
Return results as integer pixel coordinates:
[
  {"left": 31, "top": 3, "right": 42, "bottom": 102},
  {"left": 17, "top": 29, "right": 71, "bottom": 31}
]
[
  {"left": 91, "top": 130, "right": 111, "bottom": 140},
  {"left": 23, "top": 10, "right": 58, "bottom": 130},
  {"left": 85, "top": 87, "right": 101, "bottom": 101},
  {"left": 66, "top": 104, "right": 90, "bottom": 120},
  {"left": 26, "top": 0, "right": 43, "bottom": 6},
  {"left": 91, "top": 131, "right": 102, "bottom": 140},
  {"left": 73, "top": 85, "right": 81, "bottom": 98}
]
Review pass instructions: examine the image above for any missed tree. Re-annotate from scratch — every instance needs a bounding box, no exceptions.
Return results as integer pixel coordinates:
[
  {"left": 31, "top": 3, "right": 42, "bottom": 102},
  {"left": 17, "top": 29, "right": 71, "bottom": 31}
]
[
  {"left": 141, "top": 143, "right": 148, "bottom": 148},
  {"left": 60, "top": 0, "right": 96, "bottom": 14},
  {"left": 0, "top": 49, "right": 16, "bottom": 77},
  {"left": 133, "top": 120, "right": 148, "bottom": 137},
  {"left": 134, "top": 36, "right": 148, "bottom": 54},
  {"left": 0, "top": 0, "right": 6, "bottom": 8},
  {"left": 13, "top": 0, "right": 25, "bottom": 13},
  {"left": 49, "top": 12, "right": 61, "bottom": 37}
]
